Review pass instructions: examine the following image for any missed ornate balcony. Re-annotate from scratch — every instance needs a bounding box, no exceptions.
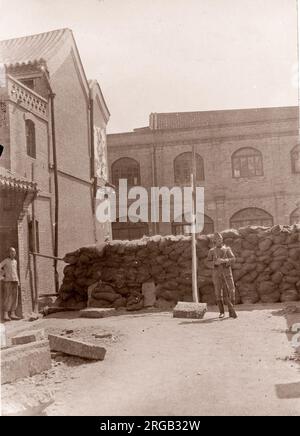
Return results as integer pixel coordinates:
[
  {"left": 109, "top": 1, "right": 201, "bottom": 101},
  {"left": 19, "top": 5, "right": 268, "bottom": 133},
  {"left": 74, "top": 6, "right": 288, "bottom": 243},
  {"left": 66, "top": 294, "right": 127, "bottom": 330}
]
[{"left": 7, "top": 75, "right": 48, "bottom": 120}]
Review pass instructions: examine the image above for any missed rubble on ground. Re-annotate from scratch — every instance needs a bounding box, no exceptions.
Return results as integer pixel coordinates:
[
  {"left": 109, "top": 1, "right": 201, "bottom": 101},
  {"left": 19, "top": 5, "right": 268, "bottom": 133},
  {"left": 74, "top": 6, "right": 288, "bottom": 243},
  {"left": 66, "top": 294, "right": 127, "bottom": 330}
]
[{"left": 2, "top": 390, "right": 54, "bottom": 416}]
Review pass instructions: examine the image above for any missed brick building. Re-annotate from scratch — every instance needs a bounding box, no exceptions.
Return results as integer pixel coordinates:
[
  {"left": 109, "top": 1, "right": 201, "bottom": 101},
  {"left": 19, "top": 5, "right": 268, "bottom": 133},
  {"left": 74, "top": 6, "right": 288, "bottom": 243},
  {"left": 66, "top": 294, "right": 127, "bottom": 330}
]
[
  {"left": 0, "top": 29, "right": 110, "bottom": 315},
  {"left": 107, "top": 107, "right": 300, "bottom": 240}
]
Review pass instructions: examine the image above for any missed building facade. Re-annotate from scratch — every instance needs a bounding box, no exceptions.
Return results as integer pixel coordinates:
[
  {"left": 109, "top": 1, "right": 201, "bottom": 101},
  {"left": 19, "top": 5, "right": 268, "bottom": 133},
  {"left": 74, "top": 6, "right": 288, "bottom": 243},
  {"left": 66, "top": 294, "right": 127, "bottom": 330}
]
[
  {"left": 0, "top": 29, "right": 111, "bottom": 315},
  {"left": 107, "top": 107, "right": 300, "bottom": 240}
]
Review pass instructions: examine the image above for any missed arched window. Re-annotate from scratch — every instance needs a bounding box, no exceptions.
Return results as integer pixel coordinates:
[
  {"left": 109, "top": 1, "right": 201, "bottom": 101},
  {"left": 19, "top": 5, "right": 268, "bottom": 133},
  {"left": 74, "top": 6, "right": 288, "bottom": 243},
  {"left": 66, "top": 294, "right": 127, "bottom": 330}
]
[
  {"left": 172, "top": 213, "right": 214, "bottom": 236},
  {"left": 111, "top": 158, "right": 140, "bottom": 187},
  {"left": 290, "top": 208, "right": 300, "bottom": 225},
  {"left": 25, "top": 120, "right": 36, "bottom": 158},
  {"left": 230, "top": 208, "right": 273, "bottom": 229},
  {"left": 291, "top": 145, "right": 300, "bottom": 174},
  {"left": 174, "top": 152, "right": 204, "bottom": 185},
  {"left": 232, "top": 147, "right": 263, "bottom": 178},
  {"left": 112, "top": 218, "right": 149, "bottom": 241}
]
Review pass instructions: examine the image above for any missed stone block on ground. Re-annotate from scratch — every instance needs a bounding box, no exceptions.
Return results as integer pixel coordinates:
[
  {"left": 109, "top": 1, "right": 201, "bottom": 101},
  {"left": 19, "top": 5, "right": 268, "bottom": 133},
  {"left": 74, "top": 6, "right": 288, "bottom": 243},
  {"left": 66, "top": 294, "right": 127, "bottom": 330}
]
[
  {"left": 1, "top": 340, "right": 51, "bottom": 384},
  {"left": 79, "top": 308, "right": 116, "bottom": 318},
  {"left": 11, "top": 329, "right": 46, "bottom": 346},
  {"left": 173, "top": 301, "right": 207, "bottom": 319},
  {"left": 48, "top": 334, "right": 106, "bottom": 360}
]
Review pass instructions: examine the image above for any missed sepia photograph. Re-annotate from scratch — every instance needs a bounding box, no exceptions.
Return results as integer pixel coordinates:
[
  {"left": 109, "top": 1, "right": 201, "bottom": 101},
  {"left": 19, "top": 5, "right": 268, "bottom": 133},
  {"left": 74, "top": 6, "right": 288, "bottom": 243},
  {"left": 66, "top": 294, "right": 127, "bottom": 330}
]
[{"left": 0, "top": 0, "right": 299, "bottom": 419}]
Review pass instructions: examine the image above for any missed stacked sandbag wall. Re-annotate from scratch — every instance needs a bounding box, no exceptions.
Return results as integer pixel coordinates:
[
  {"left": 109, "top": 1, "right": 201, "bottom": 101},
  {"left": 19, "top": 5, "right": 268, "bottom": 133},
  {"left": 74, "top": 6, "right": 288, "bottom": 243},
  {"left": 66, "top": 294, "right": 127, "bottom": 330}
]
[{"left": 58, "top": 225, "right": 300, "bottom": 309}]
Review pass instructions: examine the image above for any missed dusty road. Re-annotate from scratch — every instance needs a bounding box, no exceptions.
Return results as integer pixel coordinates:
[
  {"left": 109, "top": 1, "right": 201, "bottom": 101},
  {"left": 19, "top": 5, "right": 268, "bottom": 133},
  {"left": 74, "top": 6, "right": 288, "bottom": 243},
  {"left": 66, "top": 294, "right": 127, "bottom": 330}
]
[{"left": 2, "top": 303, "right": 300, "bottom": 416}]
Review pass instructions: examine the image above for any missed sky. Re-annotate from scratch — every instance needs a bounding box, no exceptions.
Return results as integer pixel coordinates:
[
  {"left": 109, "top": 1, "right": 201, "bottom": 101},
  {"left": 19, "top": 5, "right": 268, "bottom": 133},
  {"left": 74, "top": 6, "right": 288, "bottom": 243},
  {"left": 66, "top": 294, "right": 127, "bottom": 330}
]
[{"left": 0, "top": 0, "right": 298, "bottom": 132}]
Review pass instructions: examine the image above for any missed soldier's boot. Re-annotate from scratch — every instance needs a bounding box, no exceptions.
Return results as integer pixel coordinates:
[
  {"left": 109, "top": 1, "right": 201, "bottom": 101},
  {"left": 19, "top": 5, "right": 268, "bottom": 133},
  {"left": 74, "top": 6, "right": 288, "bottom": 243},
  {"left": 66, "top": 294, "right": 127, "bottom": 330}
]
[
  {"left": 217, "top": 300, "right": 225, "bottom": 318},
  {"left": 228, "top": 301, "right": 237, "bottom": 319},
  {"left": 229, "top": 308, "right": 237, "bottom": 319}
]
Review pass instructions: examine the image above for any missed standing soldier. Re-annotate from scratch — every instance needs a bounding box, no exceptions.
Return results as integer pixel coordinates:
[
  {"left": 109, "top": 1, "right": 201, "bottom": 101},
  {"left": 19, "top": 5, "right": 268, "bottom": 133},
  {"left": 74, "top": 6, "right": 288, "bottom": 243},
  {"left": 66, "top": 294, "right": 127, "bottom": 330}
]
[
  {"left": 208, "top": 233, "right": 237, "bottom": 319},
  {"left": 0, "top": 247, "right": 21, "bottom": 321}
]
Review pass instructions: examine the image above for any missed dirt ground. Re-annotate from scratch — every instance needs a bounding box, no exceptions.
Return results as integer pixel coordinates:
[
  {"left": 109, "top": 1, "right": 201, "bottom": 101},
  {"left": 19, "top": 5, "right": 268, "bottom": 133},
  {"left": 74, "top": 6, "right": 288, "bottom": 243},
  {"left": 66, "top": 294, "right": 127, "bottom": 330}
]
[{"left": 1, "top": 303, "right": 300, "bottom": 416}]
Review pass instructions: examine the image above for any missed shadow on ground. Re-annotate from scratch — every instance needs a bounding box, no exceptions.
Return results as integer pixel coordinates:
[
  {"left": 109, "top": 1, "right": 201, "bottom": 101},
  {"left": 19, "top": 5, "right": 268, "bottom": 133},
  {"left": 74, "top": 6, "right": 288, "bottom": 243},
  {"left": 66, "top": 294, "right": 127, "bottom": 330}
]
[
  {"left": 275, "top": 382, "right": 300, "bottom": 399},
  {"left": 271, "top": 303, "right": 300, "bottom": 400},
  {"left": 178, "top": 316, "right": 232, "bottom": 325},
  {"left": 43, "top": 302, "right": 295, "bottom": 320},
  {"left": 44, "top": 307, "right": 172, "bottom": 320}
]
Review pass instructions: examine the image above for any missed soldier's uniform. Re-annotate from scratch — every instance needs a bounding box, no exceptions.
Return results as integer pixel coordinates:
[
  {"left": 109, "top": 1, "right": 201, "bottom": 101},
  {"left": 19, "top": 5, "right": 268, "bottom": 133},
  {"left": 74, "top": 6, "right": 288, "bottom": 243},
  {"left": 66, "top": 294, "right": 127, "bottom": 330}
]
[{"left": 207, "top": 244, "right": 236, "bottom": 317}]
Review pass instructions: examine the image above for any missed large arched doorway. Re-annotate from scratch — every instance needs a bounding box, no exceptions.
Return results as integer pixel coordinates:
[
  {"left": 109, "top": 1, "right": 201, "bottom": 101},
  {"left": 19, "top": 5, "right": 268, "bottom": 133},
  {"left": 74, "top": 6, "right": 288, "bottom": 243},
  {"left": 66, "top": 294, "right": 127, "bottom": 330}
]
[{"left": 230, "top": 208, "right": 273, "bottom": 229}]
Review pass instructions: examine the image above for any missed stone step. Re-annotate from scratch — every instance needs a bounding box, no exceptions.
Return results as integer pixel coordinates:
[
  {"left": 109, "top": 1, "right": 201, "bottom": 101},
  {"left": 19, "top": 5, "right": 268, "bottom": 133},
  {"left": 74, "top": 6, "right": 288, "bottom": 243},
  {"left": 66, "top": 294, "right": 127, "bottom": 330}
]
[
  {"left": 11, "top": 329, "right": 46, "bottom": 346},
  {"left": 173, "top": 301, "right": 207, "bottom": 319},
  {"left": 79, "top": 308, "right": 116, "bottom": 318},
  {"left": 1, "top": 340, "right": 51, "bottom": 384},
  {"left": 48, "top": 334, "right": 106, "bottom": 360}
]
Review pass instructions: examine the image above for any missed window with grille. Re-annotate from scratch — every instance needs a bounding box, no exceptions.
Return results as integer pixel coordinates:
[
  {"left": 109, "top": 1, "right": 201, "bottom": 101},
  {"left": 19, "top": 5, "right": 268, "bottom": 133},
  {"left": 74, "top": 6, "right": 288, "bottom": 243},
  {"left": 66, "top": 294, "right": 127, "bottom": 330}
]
[
  {"left": 174, "top": 152, "right": 204, "bottom": 184},
  {"left": 232, "top": 148, "right": 263, "bottom": 178},
  {"left": 291, "top": 146, "right": 300, "bottom": 174},
  {"left": 112, "top": 219, "right": 149, "bottom": 240},
  {"left": 230, "top": 208, "right": 273, "bottom": 229},
  {"left": 25, "top": 120, "right": 36, "bottom": 158},
  {"left": 111, "top": 158, "right": 140, "bottom": 187},
  {"left": 172, "top": 214, "right": 214, "bottom": 235}
]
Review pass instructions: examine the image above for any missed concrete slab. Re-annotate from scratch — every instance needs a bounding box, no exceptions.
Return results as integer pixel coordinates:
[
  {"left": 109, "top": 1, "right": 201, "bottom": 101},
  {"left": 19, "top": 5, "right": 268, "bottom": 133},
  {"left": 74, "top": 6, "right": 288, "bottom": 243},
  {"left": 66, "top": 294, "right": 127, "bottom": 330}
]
[
  {"left": 173, "top": 301, "right": 207, "bottom": 319},
  {"left": 79, "top": 308, "right": 116, "bottom": 318},
  {"left": 1, "top": 340, "right": 51, "bottom": 384},
  {"left": 11, "top": 329, "right": 46, "bottom": 345},
  {"left": 48, "top": 334, "right": 106, "bottom": 360}
]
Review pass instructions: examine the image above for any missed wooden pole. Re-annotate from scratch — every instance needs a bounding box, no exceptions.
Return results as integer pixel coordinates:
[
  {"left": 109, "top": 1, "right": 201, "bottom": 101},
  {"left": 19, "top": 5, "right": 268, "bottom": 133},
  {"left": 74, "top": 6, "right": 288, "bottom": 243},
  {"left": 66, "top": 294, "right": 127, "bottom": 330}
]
[
  {"left": 297, "top": 0, "right": 300, "bottom": 137},
  {"left": 40, "top": 67, "right": 59, "bottom": 293},
  {"left": 31, "top": 162, "right": 38, "bottom": 312},
  {"left": 29, "top": 252, "right": 64, "bottom": 261},
  {"left": 49, "top": 91, "right": 59, "bottom": 293},
  {"left": 191, "top": 145, "right": 199, "bottom": 303}
]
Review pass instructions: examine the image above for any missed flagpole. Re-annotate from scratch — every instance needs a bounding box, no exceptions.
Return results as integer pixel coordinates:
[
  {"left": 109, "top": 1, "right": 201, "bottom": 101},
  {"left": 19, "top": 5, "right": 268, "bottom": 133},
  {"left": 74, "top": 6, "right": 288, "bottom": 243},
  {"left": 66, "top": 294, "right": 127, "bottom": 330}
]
[
  {"left": 191, "top": 145, "right": 199, "bottom": 303},
  {"left": 297, "top": 0, "right": 300, "bottom": 137}
]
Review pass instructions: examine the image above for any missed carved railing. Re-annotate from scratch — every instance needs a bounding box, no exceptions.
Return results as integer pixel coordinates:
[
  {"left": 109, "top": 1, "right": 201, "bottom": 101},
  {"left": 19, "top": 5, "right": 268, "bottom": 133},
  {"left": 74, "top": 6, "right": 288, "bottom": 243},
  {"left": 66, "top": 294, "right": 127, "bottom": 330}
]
[{"left": 7, "top": 75, "right": 48, "bottom": 120}]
